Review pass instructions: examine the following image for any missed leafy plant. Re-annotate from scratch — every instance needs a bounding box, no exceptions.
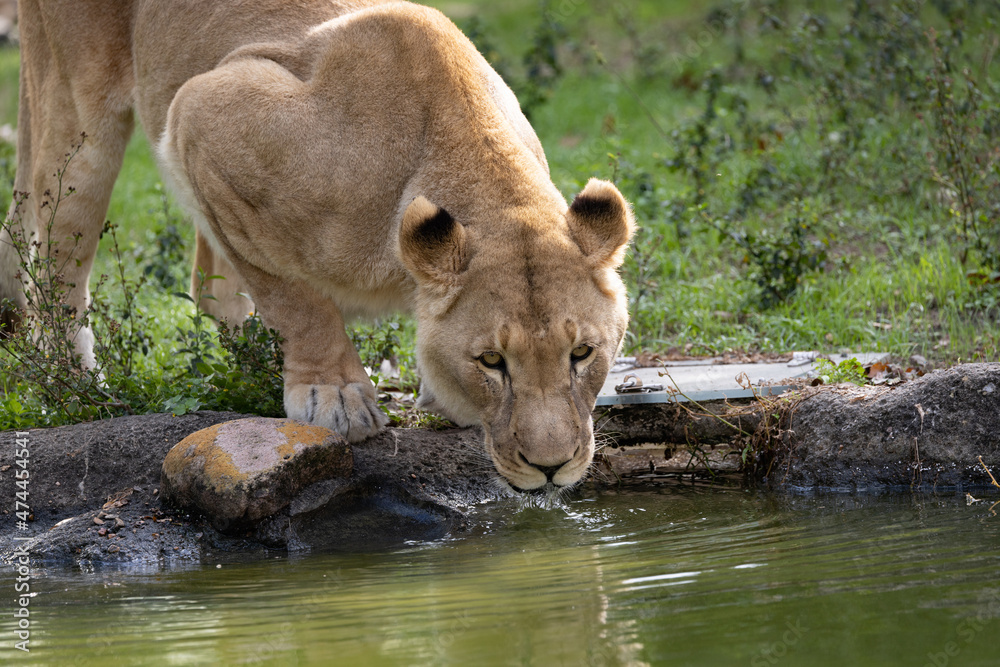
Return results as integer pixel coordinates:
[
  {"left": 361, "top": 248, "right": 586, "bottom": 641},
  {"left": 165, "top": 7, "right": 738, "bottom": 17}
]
[
  {"left": 922, "top": 28, "right": 1000, "bottom": 271},
  {"left": 813, "top": 357, "right": 867, "bottom": 385},
  {"left": 1, "top": 141, "right": 296, "bottom": 428},
  {"left": 162, "top": 311, "right": 285, "bottom": 418},
  {"left": 214, "top": 314, "right": 285, "bottom": 415},
  {"left": 727, "top": 204, "right": 830, "bottom": 310},
  {"left": 663, "top": 67, "right": 727, "bottom": 206},
  {"left": 171, "top": 267, "right": 222, "bottom": 378},
  {"left": 162, "top": 270, "right": 286, "bottom": 417},
  {"left": 91, "top": 220, "right": 153, "bottom": 378},
  {"left": 347, "top": 315, "right": 422, "bottom": 395},
  {"left": 140, "top": 187, "right": 188, "bottom": 290},
  {"left": 518, "top": 0, "right": 567, "bottom": 118},
  {"left": 0, "top": 137, "right": 143, "bottom": 426},
  {"left": 348, "top": 317, "right": 402, "bottom": 373}
]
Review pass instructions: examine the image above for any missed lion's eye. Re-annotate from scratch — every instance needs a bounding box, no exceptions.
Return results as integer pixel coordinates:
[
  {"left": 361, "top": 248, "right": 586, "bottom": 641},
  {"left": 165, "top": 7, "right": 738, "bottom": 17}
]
[
  {"left": 479, "top": 351, "right": 505, "bottom": 369},
  {"left": 570, "top": 344, "right": 593, "bottom": 361}
]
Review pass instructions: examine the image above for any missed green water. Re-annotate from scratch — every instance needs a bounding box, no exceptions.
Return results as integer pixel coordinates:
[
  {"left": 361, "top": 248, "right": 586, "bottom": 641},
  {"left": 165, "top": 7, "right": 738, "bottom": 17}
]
[{"left": 2, "top": 489, "right": 999, "bottom": 666}]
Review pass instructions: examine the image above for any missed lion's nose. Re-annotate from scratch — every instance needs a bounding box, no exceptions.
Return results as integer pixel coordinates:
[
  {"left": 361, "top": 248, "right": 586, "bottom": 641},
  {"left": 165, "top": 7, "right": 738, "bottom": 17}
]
[{"left": 519, "top": 453, "right": 571, "bottom": 482}]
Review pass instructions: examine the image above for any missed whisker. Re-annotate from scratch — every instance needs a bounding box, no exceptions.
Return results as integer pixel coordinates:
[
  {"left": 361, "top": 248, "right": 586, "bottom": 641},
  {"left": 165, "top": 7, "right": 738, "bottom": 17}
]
[{"left": 593, "top": 430, "right": 620, "bottom": 453}]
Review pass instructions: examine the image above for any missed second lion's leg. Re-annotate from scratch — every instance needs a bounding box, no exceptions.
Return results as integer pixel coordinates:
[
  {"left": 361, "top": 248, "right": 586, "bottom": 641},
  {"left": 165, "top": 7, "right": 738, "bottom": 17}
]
[
  {"left": 2, "top": 0, "right": 135, "bottom": 365},
  {"left": 191, "top": 230, "right": 255, "bottom": 324}
]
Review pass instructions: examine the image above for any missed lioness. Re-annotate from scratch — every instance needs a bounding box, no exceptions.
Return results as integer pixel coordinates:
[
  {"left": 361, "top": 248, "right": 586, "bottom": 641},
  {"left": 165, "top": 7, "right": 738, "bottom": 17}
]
[{"left": 2, "top": 0, "right": 634, "bottom": 492}]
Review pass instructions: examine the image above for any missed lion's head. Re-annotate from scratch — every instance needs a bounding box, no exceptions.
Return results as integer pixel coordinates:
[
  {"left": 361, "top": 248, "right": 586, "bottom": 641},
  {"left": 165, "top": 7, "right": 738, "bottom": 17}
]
[{"left": 398, "top": 178, "right": 633, "bottom": 492}]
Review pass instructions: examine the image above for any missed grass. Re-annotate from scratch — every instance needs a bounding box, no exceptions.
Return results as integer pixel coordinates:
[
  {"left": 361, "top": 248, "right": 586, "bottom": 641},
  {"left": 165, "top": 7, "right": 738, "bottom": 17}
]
[{"left": 0, "top": 0, "right": 998, "bottom": 429}]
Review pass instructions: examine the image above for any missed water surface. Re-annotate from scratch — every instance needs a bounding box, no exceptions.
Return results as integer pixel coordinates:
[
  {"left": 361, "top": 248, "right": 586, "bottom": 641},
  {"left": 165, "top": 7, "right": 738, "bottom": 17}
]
[{"left": 2, "top": 489, "right": 998, "bottom": 666}]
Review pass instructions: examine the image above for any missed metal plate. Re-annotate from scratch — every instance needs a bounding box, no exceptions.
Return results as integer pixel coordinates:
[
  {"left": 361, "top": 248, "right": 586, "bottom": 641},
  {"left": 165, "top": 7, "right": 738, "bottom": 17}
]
[{"left": 596, "top": 352, "right": 888, "bottom": 406}]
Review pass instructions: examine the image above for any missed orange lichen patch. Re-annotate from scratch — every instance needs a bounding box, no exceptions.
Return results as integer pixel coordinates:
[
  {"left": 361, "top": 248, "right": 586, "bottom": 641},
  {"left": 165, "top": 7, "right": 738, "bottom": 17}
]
[
  {"left": 161, "top": 422, "right": 224, "bottom": 480},
  {"left": 275, "top": 420, "right": 338, "bottom": 459},
  {"left": 170, "top": 422, "right": 224, "bottom": 453},
  {"left": 162, "top": 426, "right": 248, "bottom": 495}
]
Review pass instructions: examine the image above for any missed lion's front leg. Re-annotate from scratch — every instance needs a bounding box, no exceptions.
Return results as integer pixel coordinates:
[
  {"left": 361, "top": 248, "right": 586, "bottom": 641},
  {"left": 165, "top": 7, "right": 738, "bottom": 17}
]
[
  {"left": 276, "top": 296, "right": 389, "bottom": 441},
  {"left": 225, "top": 255, "right": 387, "bottom": 442},
  {"left": 283, "top": 382, "right": 388, "bottom": 442},
  {"left": 277, "top": 305, "right": 390, "bottom": 442},
  {"left": 280, "top": 299, "right": 389, "bottom": 443}
]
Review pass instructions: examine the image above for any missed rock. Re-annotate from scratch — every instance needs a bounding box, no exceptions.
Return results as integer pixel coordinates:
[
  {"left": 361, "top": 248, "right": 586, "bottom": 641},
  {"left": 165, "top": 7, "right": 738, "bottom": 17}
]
[
  {"left": 247, "top": 426, "right": 497, "bottom": 550},
  {"left": 161, "top": 418, "right": 353, "bottom": 532},
  {"left": 773, "top": 363, "right": 1000, "bottom": 490}
]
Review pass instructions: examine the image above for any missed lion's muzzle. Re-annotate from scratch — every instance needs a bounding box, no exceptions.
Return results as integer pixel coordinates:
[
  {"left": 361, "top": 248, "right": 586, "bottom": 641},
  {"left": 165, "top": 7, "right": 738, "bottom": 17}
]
[{"left": 485, "top": 400, "right": 595, "bottom": 491}]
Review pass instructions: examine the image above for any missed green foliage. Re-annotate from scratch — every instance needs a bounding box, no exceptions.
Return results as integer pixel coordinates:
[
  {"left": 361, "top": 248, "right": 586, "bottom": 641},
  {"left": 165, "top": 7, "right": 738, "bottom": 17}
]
[
  {"left": 519, "top": 0, "right": 566, "bottom": 118},
  {"left": 726, "top": 204, "right": 830, "bottom": 310},
  {"left": 922, "top": 28, "right": 1000, "bottom": 271},
  {"left": 663, "top": 67, "right": 729, "bottom": 206},
  {"left": 755, "top": 0, "right": 1000, "bottom": 270},
  {"left": 0, "top": 387, "right": 28, "bottom": 430},
  {"left": 171, "top": 269, "right": 220, "bottom": 377},
  {"left": 464, "top": 0, "right": 567, "bottom": 118},
  {"left": 348, "top": 316, "right": 419, "bottom": 393},
  {"left": 94, "top": 220, "right": 153, "bottom": 376},
  {"left": 140, "top": 187, "right": 188, "bottom": 290},
  {"left": 590, "top": 0, "right": 1000, "bottom": 357},
  {"left": 813, "top": 357, "right": 867, "bottom": 386},
  {"left": 161, "top": 270, "right": 286, "bottom": 417},
  {"left": 349, "top": 317, "right": 403, "bottom": 374},
  {"left": 611, "top": 61, "right": 831, "bottom": 313},
  {"left": 215, "top": 314, "right": 285, "bottom": 414},
  {"left": 162, "top": 311, "right": 285, "bottom": 418},
  {"left": 0, "top": 137, "right": 14, "bottom": 195}
]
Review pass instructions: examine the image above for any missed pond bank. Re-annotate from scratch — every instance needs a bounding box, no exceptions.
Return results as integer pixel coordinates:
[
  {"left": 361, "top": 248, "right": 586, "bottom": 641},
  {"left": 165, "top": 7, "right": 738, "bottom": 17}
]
[
  {"left": 596, "top": 362, "right": 1000, "bottom": 492},
  {"left": 1, "top": 362, "right": 997, "bottom": 566}
]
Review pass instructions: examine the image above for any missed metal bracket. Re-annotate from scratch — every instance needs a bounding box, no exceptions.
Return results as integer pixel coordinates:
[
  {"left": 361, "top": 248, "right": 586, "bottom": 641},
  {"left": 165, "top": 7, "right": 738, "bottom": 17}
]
[{"left": 615, "top": 374, "right": 666, "bottom": 394}]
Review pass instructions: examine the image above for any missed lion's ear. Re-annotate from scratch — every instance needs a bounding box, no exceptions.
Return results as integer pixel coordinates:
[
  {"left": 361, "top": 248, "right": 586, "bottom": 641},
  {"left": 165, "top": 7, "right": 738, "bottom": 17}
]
[
  {"left": 566, "top": 179, "right": 635, "bottom": 269},
  {"left": 398, "top": 197, "right": 468, "bottom": 285}
]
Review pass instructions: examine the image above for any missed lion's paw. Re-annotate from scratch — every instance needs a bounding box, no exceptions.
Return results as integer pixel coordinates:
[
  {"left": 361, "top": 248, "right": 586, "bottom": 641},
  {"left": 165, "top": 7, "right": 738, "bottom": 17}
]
[{"left": 284, "top": 382, "right": 389, "bottom": 442}]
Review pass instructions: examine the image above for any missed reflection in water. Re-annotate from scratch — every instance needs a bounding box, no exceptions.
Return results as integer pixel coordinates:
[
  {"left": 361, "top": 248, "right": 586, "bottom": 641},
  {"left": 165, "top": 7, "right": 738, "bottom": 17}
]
[{"left": 1, "top": 490, "right": 998, "bottom": 665}]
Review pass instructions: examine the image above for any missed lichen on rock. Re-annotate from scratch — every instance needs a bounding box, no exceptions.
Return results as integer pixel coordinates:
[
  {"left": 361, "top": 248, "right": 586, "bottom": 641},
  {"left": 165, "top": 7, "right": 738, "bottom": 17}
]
[{"left": 161, "top": 418, "right": 353, "bottom": 531}]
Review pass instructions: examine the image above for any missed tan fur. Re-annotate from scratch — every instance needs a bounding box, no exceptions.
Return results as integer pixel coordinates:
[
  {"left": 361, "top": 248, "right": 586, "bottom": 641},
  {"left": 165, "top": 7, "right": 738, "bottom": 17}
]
[{"left": 3, "top": 0, "right": 634, "bottom": 490}]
